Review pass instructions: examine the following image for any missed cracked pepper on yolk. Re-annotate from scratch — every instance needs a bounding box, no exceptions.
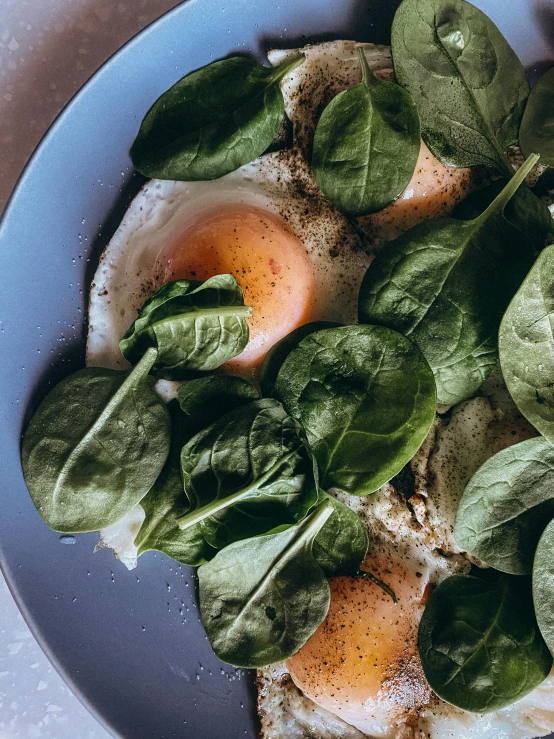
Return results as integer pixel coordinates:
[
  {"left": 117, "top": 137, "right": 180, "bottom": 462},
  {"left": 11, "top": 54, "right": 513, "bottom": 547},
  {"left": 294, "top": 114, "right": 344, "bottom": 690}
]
[
  {"left": 160, "top": 204, "right": 315, "bottom": 371},
  {"left": 286, "top": 551, "right": 433, "bottom": 737}
]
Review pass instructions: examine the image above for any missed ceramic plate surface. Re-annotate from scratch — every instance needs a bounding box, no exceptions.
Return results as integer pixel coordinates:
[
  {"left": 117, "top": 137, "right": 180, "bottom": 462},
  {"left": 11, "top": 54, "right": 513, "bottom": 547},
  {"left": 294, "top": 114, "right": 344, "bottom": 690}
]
[{"left": 0, "top": 0, "right": 552, "bottom": 737}]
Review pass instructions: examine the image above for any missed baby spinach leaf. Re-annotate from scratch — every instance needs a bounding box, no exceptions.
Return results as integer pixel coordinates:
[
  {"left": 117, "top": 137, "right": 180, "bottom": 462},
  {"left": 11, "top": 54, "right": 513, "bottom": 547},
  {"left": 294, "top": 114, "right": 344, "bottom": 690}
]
[
  {"left": 177, "top": 375, "right": 259, "bottom": 438},
  {"left": 533, "top": 518, "right": 554, "bottom": 656},
  {"left": 131, "top": 54, "right": 304, "bottom": 181},
  {"left": 419, "top": 573, "right": 552, "bottom": 713},
  {"left": 359, "top": 154, "right": 540, "bottom": 405},
  {"left": 259, "top": 321, "right": 341, "bottom": 397},
  {"left": 198, "top": 500, "right": 333, "bottom": 668},
  {"left": 521, "top": 68, "right": 554, "bottom": 168},
  {"left": 312, "top": 47, "right": 420, "bottom": 215},
  {"left": 22, "top": 347, "right": 171, "bottom": 533},
  {"left": 176, "top": 398, "right": 318, "bottom": 550},
  {"left": 391, "top": 0, "right": 529, "bottom": 175},
  {"left": 134, "top": 401, "right": 217, "bottom": 566},
  {"left": 273, "top": 325, "right": 436, "bottom": 496},
  {"left": 455, "top": 437, "right": 554, "bottom": 574},
  {"left": 499, "top": 244, "right": 554, "bottom": 444},
  {"left": 119, "top": 275, "right": 252, "bottom": 379},
  {"left": 312, "top": 492, "right": 369, "bottom": 576}
]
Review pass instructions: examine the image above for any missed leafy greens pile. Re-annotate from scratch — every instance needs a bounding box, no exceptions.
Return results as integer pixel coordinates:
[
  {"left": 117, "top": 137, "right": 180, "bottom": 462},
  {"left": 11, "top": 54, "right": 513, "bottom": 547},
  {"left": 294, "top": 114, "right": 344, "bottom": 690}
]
[{"left": 20, "top": 0, "right": 554, "bottom": 711}]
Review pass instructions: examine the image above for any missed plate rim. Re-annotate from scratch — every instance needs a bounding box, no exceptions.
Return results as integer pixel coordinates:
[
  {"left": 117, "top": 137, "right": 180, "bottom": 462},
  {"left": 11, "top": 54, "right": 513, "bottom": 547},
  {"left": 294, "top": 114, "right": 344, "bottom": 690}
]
[{"left": 0, "top": 3, "right": 201, "bottom": 736}]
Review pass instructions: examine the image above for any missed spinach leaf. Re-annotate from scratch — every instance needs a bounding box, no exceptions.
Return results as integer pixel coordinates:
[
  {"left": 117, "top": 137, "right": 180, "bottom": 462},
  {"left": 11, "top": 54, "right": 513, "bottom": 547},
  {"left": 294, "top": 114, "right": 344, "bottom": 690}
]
[
  {"left": 198, "top": 500, "right": 333, "bottom": 668},
  {"left": 312, "top": 47, "right": 420, "bottom": 215},
  {"left": 119, "top": 275, "right": 252, "bottom": 379},
  {"left": 131, "top": 54, "right": 304, "bottom": 181},
  {"left": 533, "top": 518, "right": 554, "bottom": 656},
  {"left": 21, "top": 347, "right": 171, "bottom": 533},
  {"left": 419, "top": 573, "right": 552, "bottom": 712},
  {"left": 259, "top": 321, "right": 341, "bottom": 397},
  {"left": 521, "top": 68, "right": 554, "bottom": 168},
  {"left": 176, "top": 398, "right": 318, "bottom": 550},
  {"left": 177, "top": 375, "right": 259, "bottom": 437},
  {"left": 134, "top": 401, "right": 217, "bottom": 566},
  {"left": 312, "top": 492, "right": 369, "bottom": 576},
  {"left": 391, "top": 0, "right": 529, "bottom": 175},
  {"left": 359, "top": 154, "right": 540, "bottom": 406},
  {"left": 499, "top": 244, "right": 554, "bottom": 444},
  {"left": 273, "top": 325, "right": 436, "bottom": 496},
  {"left": 455, "top": 437, "right": 554, "bottom": 574}
]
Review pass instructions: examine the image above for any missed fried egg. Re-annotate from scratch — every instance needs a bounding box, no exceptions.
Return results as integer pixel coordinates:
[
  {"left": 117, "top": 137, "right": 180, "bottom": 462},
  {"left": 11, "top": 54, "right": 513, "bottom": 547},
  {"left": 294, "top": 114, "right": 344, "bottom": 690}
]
[
  {"left": 83, "top": 38, "right": 554, "bottom": 739},
  {"left": 86, "top": 41, "right": 472, "bottom": 379},
  {"left": 258, "top": 403, "right": 554, "bottom": 739}
]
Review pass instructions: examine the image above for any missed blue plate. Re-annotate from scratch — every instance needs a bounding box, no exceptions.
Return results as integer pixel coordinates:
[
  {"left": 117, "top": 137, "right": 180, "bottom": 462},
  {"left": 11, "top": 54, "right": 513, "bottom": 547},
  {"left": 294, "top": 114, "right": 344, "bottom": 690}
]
[{"left": 0, "top": 1, "right": 552, "bottom": 737}]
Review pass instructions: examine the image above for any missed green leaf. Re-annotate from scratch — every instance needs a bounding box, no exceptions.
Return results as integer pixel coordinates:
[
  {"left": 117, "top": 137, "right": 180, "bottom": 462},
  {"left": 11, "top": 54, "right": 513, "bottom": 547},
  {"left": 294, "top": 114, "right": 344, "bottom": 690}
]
[
  {"left": 198, "top": 500, "right": 333, "bottom": 668},
  {"left": 312, "top": 492, "right": 369, "bottom": 576},
  {"left": 521, "top": 68, "right": 554, "bottom": 167},
  {"left": 176, "top": 398, "right": 318, "bottom": 550},
  {"left": 131, "top": 54, "right": 304, "bottom": 181},
  {"left": 391, "top": 0, "right": 529, "bottom": 175},
  {"left": 533, "top": 518, "right": 554, "bottom": 656},
  {"left": 273, "top": 325, "right": 436, "bottom": 496},
  {"left": 499, "top": 244, "right": 554, "bottom": 443},
  {"left": 419, "top": 573, "right": 552, "bottom": 712},
  {"left": 259, "top": 321, "right": 341, "bottom": 397},
  {"left": 177, "top": 375, "right": 259, "bottom": 436},
  {"left": 119, "top": 275, "right": 252, "bottom": 379},
  {"left": 312, "top": 47, "right": 420, "bottom": 215},
  {"left": 21, "top": 348, "right": 171, "bottom": 533},
  {"left": 359, "top": 155, "right": 540, "bottom": 405},
  {"left": 455, "top": 437, "right": 554, "bottom": 574},
  {"left": 134, "top": 401, "right": 217, "bottom": 566}
]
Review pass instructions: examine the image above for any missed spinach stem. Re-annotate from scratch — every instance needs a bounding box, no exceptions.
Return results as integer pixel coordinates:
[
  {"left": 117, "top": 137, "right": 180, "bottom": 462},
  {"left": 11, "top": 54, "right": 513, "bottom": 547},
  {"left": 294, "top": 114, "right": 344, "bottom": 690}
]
[
  {"left": 175, "top": 449, "right": 298, "bottom": 530},
  {"left": 477, "top": 152, "right": 540, "bottom": 223},
  {"left": 153, "top": 305, "right": 252, "bottom": 330},
  {"left": 272, "top": 52, "right": 306, "bottom": 82},
  {"left": 357, "top": 570, "right": 398, "bottom": 603},
  {"left": 357, "top": 46, "right": 376, "bottom": 88}
]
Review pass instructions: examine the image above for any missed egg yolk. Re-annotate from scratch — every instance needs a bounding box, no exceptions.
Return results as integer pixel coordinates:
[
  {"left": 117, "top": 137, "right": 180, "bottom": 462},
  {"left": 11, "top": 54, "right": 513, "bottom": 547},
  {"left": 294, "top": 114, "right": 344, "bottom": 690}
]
[
  {"left": 286, "top": 551, "right": 432, "bottom": 737},
  {"left": 160, "top": 205, "right": 315, "bottom": 372}
]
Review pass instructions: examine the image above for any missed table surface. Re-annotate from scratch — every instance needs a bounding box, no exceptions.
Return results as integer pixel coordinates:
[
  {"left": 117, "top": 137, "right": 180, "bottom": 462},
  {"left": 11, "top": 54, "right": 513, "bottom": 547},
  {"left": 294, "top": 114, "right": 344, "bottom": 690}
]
[{"left": 0, "top": 1, "right": 183, "bottom": 735}]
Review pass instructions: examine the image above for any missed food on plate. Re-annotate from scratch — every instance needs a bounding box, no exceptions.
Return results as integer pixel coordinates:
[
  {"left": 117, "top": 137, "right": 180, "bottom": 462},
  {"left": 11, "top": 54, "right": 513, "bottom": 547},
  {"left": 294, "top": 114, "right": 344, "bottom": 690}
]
[
  {"left": 312, "top": 47, "right": 420, "bottom": 215},
  {"left": 21, "top": 347, "right": 171, "bottom": 533},
  {"left": 87, "top": 40, "right": 473, "bottom": 378},
  {"left": 272, "top": 324, "right": 436, "bottom": 495},
  {"left": 499, "top": 244, "right": 554, "bottom": 445},
  {"left": 358, "top": 154, "right": 548, "bottom": 406},
  {"left": 19, "top": 0, "right": 554, "bottom": 736},
  {"left": 391, "top": 0, "right": 530, "bottom": 176},
  {"left": 119, "top": 274, "right": 253, "bottom": 377},
  {"left": 130, "top": 53, "right": 306, "bottom": 181},
  {"left": 520, "top": 68, "right": 554, "bottom": 168}
]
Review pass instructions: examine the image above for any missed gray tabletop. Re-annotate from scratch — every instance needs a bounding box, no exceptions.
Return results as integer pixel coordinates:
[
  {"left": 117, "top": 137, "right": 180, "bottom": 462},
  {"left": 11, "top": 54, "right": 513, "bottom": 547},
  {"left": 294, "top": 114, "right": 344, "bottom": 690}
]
[{"left": 0, "top": 1, "right": 182, "bottom": 735}]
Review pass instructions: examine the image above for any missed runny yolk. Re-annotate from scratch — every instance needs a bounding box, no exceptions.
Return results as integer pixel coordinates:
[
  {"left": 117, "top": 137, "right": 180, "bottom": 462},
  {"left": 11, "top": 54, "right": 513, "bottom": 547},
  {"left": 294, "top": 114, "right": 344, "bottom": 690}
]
[
  {"left": 286, "top": 551, "right": 432, "bottom": 737},
  {"left": 160, "top": 205, "right": 315, "bottom": 372}
]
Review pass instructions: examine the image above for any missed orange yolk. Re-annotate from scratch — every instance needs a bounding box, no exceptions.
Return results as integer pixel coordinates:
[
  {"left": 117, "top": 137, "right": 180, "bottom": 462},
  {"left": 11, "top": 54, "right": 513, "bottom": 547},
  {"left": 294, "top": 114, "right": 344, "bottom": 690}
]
[
  {"left": 286, "top": 551, "right": 432, "bottom": 737},
  {"left": 363, "top": 141, "right": 473, "bottom": 241},
  {"left": 160, "top": 205, "right": 315, "bottom": 371}
]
